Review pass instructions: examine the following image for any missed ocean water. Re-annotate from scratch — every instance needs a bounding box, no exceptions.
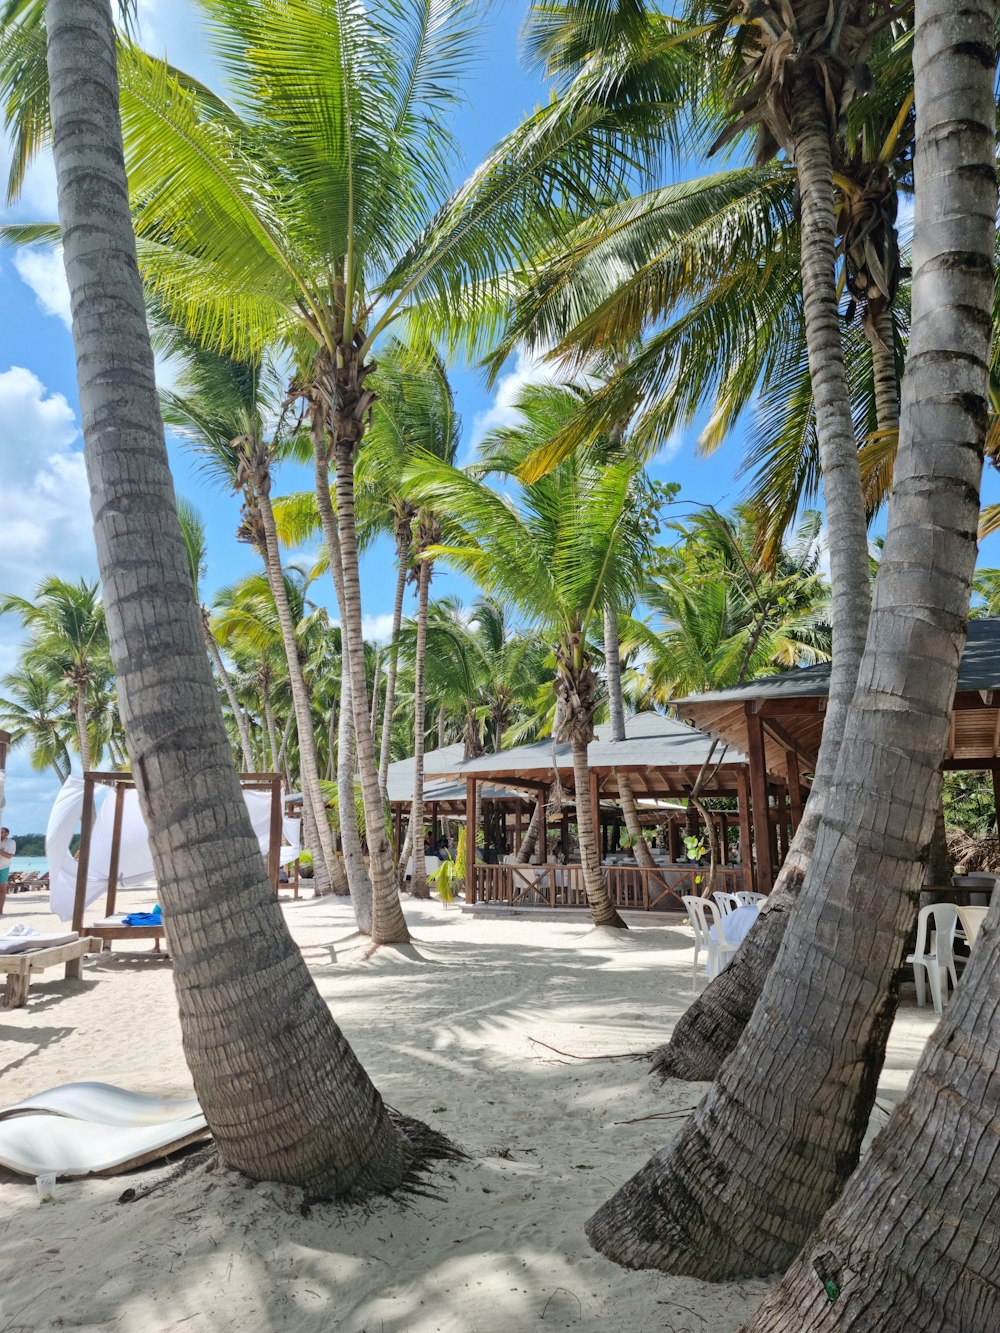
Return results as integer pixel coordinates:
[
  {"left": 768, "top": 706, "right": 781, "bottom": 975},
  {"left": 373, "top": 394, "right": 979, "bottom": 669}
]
[{"left": 11, "top": 856, "right": 47, "bottom": 875}]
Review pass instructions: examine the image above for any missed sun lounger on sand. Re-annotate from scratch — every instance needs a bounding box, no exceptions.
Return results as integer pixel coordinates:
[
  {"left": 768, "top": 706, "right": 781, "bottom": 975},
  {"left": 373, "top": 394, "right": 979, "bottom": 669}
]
[
  {"left": 0, "top": 935, "right": 103, "bottom": 1007},
  {"left": 0, "top": 1081, "right": 208, "bottom": 1178},
  {"left": 0, "top": 1081, "right": 202, "bottom": 1126},
  {"left": 0, "top": 1114, "right": 209, "bottom": 1178}
]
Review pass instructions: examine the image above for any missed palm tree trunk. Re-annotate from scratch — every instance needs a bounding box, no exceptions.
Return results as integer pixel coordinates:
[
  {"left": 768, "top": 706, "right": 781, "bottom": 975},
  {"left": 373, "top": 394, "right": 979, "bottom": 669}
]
[
  {"left": 378, "top": 540, "right": 409, "bottom": 802},
  {"left": 261, "top": 687, "right": 280, "bottom": 774},
  {"left": 75, "top": 685, "right": 91, "bottom": 771},
  {"left": 648, "top": 72, "right": 873, "bottom": 1082},
  {"left": 409, "top": 559, "right": 431, "bottom": 899},
  {"left": 337, "top": 657, "right": 374, "bottom": 930},
  {"left": 570, "top": 738, "right": 624, "bottom": 928},
  {"left": 587, "top": 13, "right": 995, "bottom": 1275},
  {"left": 329, "top": 421, "right": 410, "bottom": 946},
  {"left": 255, "top": 489, "right": 346, "bottom": 896},
  {"left": 865, "top": 301, "right": 900, "bottom": 434},
  {"left": 203, "top": 621, "right": 255, "bottom": 771},
  {"left": 45, "top": 0, "right": 423, "bottom": 1194},
  {"left": 515, "top": 801, "right": 541, "bottom": 862},
  {"left": 603, "top": 607, "right": 657, "bottom": 870},
  {"left": 310, "top": 415, "right": 378, "bottom": 932},
  {"left": 369, "top": 643, "right": 380, "bottom": 738},
  {"left": 300, "top": 795, "right": 333, "bottom": 899}
]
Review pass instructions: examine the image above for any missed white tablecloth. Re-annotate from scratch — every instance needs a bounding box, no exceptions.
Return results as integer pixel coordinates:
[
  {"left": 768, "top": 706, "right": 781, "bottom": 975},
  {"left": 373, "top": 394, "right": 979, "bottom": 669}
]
[{"left": 707, "top": 904, "right": 760, "bottom": 973}]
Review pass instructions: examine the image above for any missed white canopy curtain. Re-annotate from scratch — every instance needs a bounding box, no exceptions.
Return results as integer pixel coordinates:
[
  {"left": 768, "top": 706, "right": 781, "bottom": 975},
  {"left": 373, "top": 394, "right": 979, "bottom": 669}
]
[{"left": 46, "top": 776, "right": 301, "bottom": 922}]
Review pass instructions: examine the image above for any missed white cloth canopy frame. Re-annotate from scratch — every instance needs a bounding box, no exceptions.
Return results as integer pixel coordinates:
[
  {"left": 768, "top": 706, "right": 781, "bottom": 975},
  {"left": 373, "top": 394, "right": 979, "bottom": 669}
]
[{"left": 47, "top": 773, "right": 300, "bottom": 923}]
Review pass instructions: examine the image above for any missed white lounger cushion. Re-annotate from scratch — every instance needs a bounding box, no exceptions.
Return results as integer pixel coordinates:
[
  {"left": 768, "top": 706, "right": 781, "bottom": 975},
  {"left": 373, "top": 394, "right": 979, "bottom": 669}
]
[
  {"left": 0, "top": 1112, "right": 209, "bottom": 1177},
  {"left": 0, "top": 931, "right": 80, "bottom": 956},
  {"left": 0, "top": 1081, "right": 201, "bottom": 1126}
]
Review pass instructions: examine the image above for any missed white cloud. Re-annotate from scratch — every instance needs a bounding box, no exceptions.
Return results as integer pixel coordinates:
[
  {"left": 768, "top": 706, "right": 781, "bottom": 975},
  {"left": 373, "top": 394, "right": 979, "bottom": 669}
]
[
  {"left": 13, "top": 247, "right": 72, "bottom": 327},
  {"left": 361, "top": 613, "right": 396, "bottom": 644},
  {"left": 0, "top": 365, "right": 95, "bottom": 599},
  {"left": 468, "top": 348, "right": 565, "bottom": 457}
]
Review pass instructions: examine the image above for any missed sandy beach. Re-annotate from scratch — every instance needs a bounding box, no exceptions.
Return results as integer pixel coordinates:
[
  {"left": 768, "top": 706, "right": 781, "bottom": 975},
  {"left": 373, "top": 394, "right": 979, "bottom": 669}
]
[{"left": 0, "top": 888, "right": 940, "bottom": 1332}]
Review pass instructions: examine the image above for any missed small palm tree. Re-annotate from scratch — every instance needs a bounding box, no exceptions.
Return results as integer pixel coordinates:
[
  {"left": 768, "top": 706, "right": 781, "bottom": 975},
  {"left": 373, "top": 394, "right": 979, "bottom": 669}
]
[
  {"left": 0, "top": 664, "right": 73, "bottom": 780},
  {"left": 405, "top": 384, "right": 653, "bottom": 930},
  {"left": 0, "top": 576, "right": 109, "bottom": 770}
]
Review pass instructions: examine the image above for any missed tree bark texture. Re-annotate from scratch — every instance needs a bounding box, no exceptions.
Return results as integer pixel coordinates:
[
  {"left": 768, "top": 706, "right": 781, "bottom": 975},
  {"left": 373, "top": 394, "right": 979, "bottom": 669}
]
[
  {"left": 866, "top": 300, "right": 901, "bottom": 435},
  {"left": 332, "top": 431, "right": 410, "bottom": 945},
  {"left": 603, "top": 606, "right": 657, "bottom": 870},
  {"left": 47, "top": 0, "right": 413, "bottom": 1194},
  {"left": 378, "top": 536, "right": 409, "bottom": 803},
  {"left": 571, "top": 740, "right": 625, "bottom": 929},
  {"left": 309, "top": 412, "right": 373, "bottom": 930},
  {"left": 75, "top": 684, "right": 90, "bottom": 771},
  {"left": 256, "top": 488, "right": 345, "bottom": 895},
  {"left": 409, "top": 558, "right": 431, "bottom": 899},
  {"left": 647, "top": 72, "right": 873, "bottom": 1083},
  {"left": 589, "top": 28, "right": 995, "bottom": 1274}
]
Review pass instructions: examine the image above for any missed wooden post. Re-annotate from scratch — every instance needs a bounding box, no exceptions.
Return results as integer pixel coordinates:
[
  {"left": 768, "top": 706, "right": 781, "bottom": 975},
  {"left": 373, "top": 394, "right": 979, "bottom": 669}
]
[
  {"left": 668, "top": 816, "right": 680, "bottom": 863},
  {"left": 718, "top": 812, "right": 728, "bottom": 866},
  {"left": 104, "top": 780, "right": 127, "bottom": 917},
  {"left": 267, "top": 776, "right": 282, "bottom": 893},
  {"left": 744, "top": 703, "right": 774, "bottom": 893},
  {"left": 515, "top": 799, "right": 522, "bottom": 849},
  {"left": 775, "top": 783, "right": 790, "bottom": 863},
  {"left": 736, "top": 764, "right": 755, "bottom": 893},
  {"left": 392, "top": 805, "right": 402, "bottom": 861},
  {"left": 786, "top": 748, "right": 804, "bottom": 832},
  {"left": 68, "top": 775, "right": 97, "bottom": 980},
  {"left": 466, "top": 775, "right": 477, "bottom": 903}
]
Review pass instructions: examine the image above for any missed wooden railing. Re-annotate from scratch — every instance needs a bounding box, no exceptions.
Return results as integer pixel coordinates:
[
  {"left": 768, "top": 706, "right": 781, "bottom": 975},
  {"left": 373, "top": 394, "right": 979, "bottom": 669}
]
[{"left": 468, "top": 863, "right": 746, "bottom": 912}]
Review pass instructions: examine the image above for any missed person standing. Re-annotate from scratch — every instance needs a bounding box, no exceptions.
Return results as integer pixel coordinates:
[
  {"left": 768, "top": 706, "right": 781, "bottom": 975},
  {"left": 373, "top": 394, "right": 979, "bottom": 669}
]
[{"left": 0, "top": 827, "right": 15, "bottom": 914}]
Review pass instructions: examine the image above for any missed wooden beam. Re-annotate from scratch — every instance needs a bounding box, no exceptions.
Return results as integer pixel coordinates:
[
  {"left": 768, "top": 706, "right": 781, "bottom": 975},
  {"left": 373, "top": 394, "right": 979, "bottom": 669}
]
[
  {"left": 736, "top": 765, "right": 754, "bottom": 892},
  {"left": 762, "top": 717, "right": 817, "bottom": 768},
  {"left": 755, "top": 698, "right": 826, "bottom": 717},
  {"left": 744, "top": 703, "right": 774, "bottom": 892},
  {"left": 466, "top": 775, "right": 477, "bottom": 903},
  {"left": 267, "top": 775, "right": 282, "bottom": 892},
  {"left": 786, "top": 748, "right": 804, "bottom": 832},
  {"left": 104, "top": 780, "right": 127, "bottom": 917}
]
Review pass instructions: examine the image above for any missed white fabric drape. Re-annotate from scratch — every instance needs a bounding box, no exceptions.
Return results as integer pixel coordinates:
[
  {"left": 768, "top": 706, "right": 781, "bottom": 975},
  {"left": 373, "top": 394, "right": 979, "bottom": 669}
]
[{"left": 47, "top": 778, "right": 297, "bottom": 922}]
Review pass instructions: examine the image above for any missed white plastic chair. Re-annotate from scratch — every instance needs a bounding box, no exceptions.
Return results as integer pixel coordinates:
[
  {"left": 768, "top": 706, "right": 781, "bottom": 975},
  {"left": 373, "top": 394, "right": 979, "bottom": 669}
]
[
  {"left": 683, "top": 896, "right": 738, "bottom": 980},
  {"left": 956, "top": 905, "right": 988, "bottom": 948},
  {"left": 906, "top": 903, "right": 959, "bottom": 1014},
  {"left": 712, "top": 891, "right": 741, "bottom": 917},
  {"left": 735, "top": 891, "right": 767, "bottom": 908}
]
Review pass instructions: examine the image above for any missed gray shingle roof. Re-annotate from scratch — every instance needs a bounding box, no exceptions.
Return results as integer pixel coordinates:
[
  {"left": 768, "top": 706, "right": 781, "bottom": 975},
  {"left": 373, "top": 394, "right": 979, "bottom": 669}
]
[{"left": 674, "top": 617, "right": 1000, "bottom": 708}]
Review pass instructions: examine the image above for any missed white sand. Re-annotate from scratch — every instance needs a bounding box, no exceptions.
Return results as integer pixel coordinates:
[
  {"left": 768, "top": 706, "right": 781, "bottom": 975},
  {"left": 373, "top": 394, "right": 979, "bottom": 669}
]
[{"left": 0, "top": 886, "right": 940, "bottom": 1332}]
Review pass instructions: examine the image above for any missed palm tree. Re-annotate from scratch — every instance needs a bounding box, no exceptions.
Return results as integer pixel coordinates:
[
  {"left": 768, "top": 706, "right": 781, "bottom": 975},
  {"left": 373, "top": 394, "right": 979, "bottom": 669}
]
[
  {"left": 354, "top": 341, "right": 461, "bottom": 805},
  {"left": 1, "top": 0, "right": 452, "bottom": 1194},
  {"left": 163, "top": 342, "right": 353, "bottom": 909},
  {"left": 175, "top": 498, "right": 255, "bottom": 774},
  {"left": 406, "top": 384, "right": 652, "bottom": 929},
  {"left": 587, "top": 0, "right": 996, "bottom": 1276},
  {"left": 0, "top": 664, "right": 72, "bottom": 780},
  {"left": 0, "top": 576, "right": 109, "bottom": 770}
]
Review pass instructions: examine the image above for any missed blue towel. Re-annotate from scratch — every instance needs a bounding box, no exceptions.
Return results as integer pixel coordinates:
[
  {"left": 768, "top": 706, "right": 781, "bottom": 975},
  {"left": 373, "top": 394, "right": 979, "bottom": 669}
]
[{"left": 122, "top": 905, "right": 162, "bottom": 927}]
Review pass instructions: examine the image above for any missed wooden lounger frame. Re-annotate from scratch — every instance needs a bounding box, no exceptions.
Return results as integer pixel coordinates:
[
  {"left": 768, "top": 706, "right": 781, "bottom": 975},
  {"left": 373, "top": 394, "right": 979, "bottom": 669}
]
[{"left": 0, "top": 937, "right": 103, "bottom": 1007}]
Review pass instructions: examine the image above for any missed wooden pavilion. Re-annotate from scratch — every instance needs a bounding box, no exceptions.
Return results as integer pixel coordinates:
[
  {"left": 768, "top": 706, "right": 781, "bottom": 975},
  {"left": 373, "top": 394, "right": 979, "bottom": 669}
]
[
  {"left": 421, "top": 712, "right": 763, "bottom": 912},
  {"left": 676, "top": 617, "right": 1000, "bottom": 891}
]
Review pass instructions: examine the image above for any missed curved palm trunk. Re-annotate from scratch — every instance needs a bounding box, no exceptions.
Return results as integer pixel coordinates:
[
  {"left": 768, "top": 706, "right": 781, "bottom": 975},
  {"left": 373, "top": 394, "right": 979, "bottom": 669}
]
[
  {"left": 337, "top": 660, "right": 374, "bottom": 930},
  {"left": 203, "top": 620, "right": 255, "bottom": 771},
  {"left": 378, "top": 537, "right": 409, "bottom": 802},
  {"left": 409, "top": 559, "right": 431, "bottom": 899},
  {"left": 46, "top": 0, "right": 424, "bottom": 1194},
  {"left": 588, "top": 16, "right": 995, "bottom": 1276},
  {"left": 255, "top": 490, "right": 346, "bottom": 896},
  {"left": 330, "top": 423, "right": 409, "bottom": 946},
  {"left": 570, "top": 740, "right": 623, "bottom": 928},
  {"left": 75, "top": 685, "right": 91, "bottom": 771},
  {"left": 603, "top": 607, "right": 657, "bottom": 870},
  {"left": 261, "top": 685, "right": 280, "bottom": 772},
  {"left": 310, "top": 418, "right": 375, "bottom": 931},
  {"left": 515, "top": 800, "right": 542, "bottom": 862},
  {"left": 648, "top": 74, "right": 873, "bottom": 1081}
]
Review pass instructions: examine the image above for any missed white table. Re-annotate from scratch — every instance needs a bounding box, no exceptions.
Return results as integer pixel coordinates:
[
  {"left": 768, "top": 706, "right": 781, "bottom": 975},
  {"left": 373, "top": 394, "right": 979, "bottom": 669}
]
[{"left": 707, "top": 904, "right": 760, "bottom": 974}]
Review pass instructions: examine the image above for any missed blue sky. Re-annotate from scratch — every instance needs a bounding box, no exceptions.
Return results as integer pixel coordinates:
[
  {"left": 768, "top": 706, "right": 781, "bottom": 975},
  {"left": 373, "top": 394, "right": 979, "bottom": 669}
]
[{"left": 1, "top": 0, "right": 998, "bottom": 835}]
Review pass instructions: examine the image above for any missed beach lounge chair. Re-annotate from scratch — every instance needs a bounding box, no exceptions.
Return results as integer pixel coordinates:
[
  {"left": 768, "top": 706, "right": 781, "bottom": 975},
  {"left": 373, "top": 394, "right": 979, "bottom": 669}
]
[
  {"left": 0, "top": 932, "right": 103, "bottom": 1007},
  {"left": 0, "top": 1081, "right": 201, "bottom": 1125}
]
